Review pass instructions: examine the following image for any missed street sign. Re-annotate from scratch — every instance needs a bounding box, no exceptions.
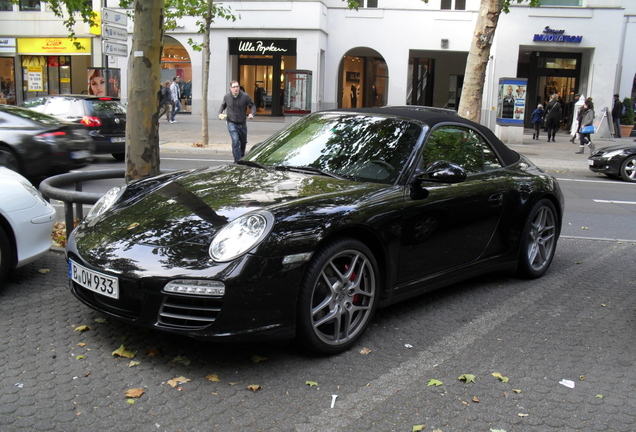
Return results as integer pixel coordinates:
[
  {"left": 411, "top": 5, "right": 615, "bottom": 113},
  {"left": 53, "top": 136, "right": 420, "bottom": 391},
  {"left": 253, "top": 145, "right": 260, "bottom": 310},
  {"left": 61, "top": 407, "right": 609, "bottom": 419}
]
[
  {"left": 102, "top": 8, "right": 128, "bottom": 27},
  {"left": 102, "top": 24, "right": 127, "bottom": 42},
  {"left": 103, "top": 41, "right": 128, "bottom": 57}
]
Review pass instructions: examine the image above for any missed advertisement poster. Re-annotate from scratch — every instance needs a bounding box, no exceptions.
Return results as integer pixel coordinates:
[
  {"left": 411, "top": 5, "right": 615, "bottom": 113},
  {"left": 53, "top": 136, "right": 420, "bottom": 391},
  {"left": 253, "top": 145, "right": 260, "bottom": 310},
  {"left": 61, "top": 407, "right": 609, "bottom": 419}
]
[
  {"left": 87, "top": 68, "right": 121, "bottom": 98},
  {"left": 27, "top": 67, "right": 43, "bottom": 92},
  {"left": 496, "top": 78, "right": 527, "bottom": 126}
]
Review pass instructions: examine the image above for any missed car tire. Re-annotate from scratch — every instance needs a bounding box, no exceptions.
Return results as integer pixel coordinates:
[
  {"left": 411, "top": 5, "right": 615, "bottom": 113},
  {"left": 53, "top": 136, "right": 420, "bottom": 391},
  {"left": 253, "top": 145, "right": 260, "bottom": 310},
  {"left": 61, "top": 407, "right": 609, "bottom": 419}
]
[
  {"left": 517, "top": 198, "right": 558, "bottom": 279},
  {"left": 0, "top": 226, "right": 12, "bottom": 285},
  {"left": 0, "top": 147, "right": 20, "bottom": 173},
  {"left": 619, "top": 154, "right": 636, "bottom": 182},
  {"left": 112, "top": 153, "right": 125, "bottom": 161},
  {"left": 296, "top": 238, "right": 379, "bottom": 355}
]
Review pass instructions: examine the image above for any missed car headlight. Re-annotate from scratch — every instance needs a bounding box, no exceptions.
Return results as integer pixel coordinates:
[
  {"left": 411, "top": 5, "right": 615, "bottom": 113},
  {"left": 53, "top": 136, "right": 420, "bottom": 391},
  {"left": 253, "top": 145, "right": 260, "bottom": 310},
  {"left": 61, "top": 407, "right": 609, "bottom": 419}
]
[
  {"left": 209, "top": 211, "right": 274, "bottom": 262},
  {"left": 601, "top": 150, "right": 627, "bottom": 159},
  {"left": 86, "top": 185, "right": 126, "bottom": 222}
]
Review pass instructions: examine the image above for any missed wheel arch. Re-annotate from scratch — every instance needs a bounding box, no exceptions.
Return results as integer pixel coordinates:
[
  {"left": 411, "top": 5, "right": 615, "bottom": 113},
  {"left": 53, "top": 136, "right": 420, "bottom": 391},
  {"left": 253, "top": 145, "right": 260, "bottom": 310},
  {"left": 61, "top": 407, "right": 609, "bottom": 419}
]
[
  {"left": 310, "top": 224, "right": 390, "bottom": 299},
  {"left": 0, "top": 143, "right": 23, "bottom": 174},
  {"left": 0, "top": 214, "right": 18, "bottom": 268}
]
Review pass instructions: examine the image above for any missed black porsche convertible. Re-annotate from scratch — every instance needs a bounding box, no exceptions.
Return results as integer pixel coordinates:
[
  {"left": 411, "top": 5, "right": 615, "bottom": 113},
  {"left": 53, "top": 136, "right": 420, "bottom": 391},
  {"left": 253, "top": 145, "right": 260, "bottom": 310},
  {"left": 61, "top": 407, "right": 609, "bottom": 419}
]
[{"left": 66, "top": 107, "right": 564, "bottom": 355}]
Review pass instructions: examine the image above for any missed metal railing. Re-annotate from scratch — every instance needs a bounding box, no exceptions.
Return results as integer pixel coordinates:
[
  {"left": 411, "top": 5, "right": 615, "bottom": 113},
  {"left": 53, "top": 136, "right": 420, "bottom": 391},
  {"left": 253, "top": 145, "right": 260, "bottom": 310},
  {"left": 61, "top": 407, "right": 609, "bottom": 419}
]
[{"left": 39, "top": 169, "right": 126, "bottom": 239}]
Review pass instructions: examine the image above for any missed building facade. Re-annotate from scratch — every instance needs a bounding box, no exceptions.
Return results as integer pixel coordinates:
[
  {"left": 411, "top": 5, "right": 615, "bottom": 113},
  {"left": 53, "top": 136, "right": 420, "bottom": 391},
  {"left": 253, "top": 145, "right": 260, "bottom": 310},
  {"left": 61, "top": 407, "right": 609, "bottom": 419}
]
[{"left": 1, "top": 0, "right": 634, "bottom": 136}]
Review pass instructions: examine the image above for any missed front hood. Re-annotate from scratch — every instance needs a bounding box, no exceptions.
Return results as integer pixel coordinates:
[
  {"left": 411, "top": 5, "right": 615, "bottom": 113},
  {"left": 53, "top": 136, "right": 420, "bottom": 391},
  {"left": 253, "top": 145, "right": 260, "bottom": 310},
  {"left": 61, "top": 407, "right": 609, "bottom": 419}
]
[
  {"left": 81, "top": 164, "right": 379, "bottom": 247},
  {"left": 594, "top": 143, "right": 636, "bottom": 154}
]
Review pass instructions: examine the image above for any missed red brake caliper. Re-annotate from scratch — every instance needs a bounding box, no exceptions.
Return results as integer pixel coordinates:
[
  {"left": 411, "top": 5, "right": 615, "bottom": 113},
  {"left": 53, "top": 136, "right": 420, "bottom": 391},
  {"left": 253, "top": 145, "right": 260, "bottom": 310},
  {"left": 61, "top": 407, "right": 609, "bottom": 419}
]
[{"left": 345, "top": 264, "right": 360, "bottom": 304}]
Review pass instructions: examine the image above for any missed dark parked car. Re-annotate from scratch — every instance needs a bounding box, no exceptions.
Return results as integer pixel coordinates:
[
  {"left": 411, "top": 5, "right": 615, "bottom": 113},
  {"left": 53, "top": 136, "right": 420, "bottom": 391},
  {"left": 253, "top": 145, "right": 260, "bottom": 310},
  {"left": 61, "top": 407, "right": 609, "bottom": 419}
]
[
  {"left": 66, "top": 107, "right": 564, "bottom": 355},
  {"left": 0, "top": 104, "right": 93, "bottom": 178},
  {"left": 588, "top": 142, "right": 636, "bottom": 182},
  {"left": 22, "top": 95, "right": 126, "bottom": 160}
]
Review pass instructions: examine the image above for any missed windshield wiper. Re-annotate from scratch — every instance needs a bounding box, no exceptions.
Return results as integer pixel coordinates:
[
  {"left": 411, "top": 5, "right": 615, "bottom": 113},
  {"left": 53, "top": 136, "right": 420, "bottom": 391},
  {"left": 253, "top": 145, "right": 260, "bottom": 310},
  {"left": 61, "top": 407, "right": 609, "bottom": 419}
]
[
  {"left": 274, "top": 165, "right": 343, "bottom": 180},
  {"left": 236, "top": 159, "right": 266, "bottom": 169}
]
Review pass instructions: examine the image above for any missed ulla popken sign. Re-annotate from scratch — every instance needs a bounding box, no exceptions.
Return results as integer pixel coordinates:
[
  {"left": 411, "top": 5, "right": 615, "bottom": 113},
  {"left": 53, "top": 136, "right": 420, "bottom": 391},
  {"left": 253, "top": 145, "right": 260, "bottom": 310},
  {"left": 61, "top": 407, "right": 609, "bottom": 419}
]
[{"left": 229, "top": 39, "right": 296, "bottom": 56}]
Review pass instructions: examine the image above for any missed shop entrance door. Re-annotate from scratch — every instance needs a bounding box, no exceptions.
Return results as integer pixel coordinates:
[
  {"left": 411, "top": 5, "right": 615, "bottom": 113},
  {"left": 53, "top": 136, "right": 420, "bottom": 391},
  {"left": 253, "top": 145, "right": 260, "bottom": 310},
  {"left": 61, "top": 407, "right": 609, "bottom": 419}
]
[
  {"left": 527, "top": 52, "right": 581, "bottom": 129},
  {"left": 239, "top": 58, "right": 279, "bottom": 116}
]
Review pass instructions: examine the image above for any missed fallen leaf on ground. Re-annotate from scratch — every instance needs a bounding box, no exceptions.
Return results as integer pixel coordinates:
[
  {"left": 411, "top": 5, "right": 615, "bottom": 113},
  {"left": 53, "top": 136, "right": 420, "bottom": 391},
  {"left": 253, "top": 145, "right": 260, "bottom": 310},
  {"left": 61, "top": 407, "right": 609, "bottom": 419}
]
[
  {"left": 112, "top": 345, "right": 135, "bottom": 358},
  {"left": 360, "top": 347, "right": 372, "bottom": 355},
  {"left": 167, "top": 376, "right": 191, "bottom": 388},
  {"left": 251, "top": 355, "right": 268, "bottom": 363},
  {"left": 206, "top": 374, "right": 220, "bottom": 382},
  {"left": 146, "top": 347, "right": 161, "bottom": 356},
  {"left": 458, "top": 374, "right": 476, "bottom": 384},
  {"left": 125, "top": 388, "right": 145, "bottom": 398},
  {"left": 427, "top": 379, "right": 443, "bottom": 387},
  {"left": 306, "top": 381, "right": 318, "bottom": 387},
  {"left": 128, "top": 360, "right": 140, "bottom": 367},
  {"left": 74, "top": 325, "right": 90, "bottom": 333},
  {"left": 247, "top": 384, "right": 262, "bottom": 392},
  {"left": 172, "top": 355, "right": 191, "bottom": 366}
]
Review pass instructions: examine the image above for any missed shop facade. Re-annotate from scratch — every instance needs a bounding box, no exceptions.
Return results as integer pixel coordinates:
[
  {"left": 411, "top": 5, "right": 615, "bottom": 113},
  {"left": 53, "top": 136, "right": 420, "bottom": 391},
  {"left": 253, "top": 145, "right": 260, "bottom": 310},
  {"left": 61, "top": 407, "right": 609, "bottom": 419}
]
[{"left": 2, "top": 1, "right": 634, "bottom": 139}]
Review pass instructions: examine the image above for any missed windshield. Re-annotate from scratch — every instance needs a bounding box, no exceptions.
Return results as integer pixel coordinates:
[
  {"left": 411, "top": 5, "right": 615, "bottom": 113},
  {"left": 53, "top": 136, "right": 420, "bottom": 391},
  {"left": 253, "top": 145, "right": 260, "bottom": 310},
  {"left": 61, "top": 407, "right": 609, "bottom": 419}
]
[{"left": 245, "top": 113, "right": 423, "bottom": 184}]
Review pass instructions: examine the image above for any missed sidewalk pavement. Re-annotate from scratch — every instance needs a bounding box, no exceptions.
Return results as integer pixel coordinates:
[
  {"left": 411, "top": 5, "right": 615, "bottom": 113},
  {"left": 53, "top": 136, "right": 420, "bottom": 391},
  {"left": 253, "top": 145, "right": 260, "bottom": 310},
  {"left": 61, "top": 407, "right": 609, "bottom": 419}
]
[{"left": 160, "top": 112, "right": 633, "bottom": 174}]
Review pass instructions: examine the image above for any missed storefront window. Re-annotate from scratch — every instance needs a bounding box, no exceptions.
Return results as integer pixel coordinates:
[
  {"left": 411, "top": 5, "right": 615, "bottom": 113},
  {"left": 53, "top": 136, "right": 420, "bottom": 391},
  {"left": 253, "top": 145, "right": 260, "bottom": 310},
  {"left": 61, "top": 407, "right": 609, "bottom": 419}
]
[
  {"left": 0, "top": 57, "right": 16, "bottom": 104},
  {"left": 441, "top": 0, "right": 466, "bottom": 10},
  {"left": 540, "top": 0, "right": 581, "bottom": 6},
  {"left": 161, "top": 36, "right": 192, "bottom": 112},
  {"left": 542, "top": 57, "right": 577, "bottom": 70},
  {"left": 19, "top": 0, "right": 40, "bottom": 11},
  {"left": 0, "top": 0, "right": 13, "bottom": 11},
  {"left": 21, "top": 55, "right": 74, "bottom": 100}
]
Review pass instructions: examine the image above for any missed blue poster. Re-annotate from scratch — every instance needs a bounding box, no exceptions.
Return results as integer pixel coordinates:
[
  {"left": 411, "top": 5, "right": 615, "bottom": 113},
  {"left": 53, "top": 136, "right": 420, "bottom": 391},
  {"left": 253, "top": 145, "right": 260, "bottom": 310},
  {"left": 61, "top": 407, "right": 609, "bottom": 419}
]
[{"left": 496, "top": 78, "right": 527, "bottom": 126}]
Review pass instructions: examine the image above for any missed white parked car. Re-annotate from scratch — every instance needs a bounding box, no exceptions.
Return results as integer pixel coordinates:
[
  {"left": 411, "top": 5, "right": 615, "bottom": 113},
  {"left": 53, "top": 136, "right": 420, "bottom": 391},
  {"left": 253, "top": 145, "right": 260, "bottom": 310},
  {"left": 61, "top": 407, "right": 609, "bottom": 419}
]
[{"left": 0, "top": 167, "right": 56, "bottom": 284}]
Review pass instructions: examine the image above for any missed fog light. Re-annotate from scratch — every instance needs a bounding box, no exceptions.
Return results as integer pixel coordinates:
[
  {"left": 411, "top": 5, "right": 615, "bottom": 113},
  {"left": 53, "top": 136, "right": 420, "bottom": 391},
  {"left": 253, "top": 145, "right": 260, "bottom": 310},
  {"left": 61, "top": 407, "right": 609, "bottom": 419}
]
[{"left": 164, "top": 279, "right": 225, "bottom": 296}]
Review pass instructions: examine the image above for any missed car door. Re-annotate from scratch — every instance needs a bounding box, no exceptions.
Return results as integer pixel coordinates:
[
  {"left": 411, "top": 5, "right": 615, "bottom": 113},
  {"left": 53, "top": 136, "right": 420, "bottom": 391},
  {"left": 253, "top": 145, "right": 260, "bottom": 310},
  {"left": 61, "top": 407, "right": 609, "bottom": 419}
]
[{"left": 395, "top": 124, "right": 509, "bottom": 289}]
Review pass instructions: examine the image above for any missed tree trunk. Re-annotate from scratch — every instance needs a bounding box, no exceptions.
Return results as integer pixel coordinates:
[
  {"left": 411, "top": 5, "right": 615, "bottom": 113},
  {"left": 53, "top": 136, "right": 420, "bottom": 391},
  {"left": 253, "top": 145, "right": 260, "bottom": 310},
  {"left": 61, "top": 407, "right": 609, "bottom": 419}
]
[
  {"left": 201, "top": 3, "right": 213, "bottom": 146},
  {"left": 125, "top": 0, "right": 164, "bottom": 182},
  {"left": 457, "top": 0, "right": 503, "bottom": 123}
]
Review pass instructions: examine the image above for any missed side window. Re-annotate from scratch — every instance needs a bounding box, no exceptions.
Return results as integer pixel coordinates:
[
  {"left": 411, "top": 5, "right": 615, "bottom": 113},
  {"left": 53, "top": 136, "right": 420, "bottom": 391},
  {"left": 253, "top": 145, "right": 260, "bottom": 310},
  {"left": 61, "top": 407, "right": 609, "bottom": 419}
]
[
  {"left": 420, "top": 125, "right": 503, "bottom": 174},
  {"left": 46, "top": 98, "right": 77, "bottom": 116}
]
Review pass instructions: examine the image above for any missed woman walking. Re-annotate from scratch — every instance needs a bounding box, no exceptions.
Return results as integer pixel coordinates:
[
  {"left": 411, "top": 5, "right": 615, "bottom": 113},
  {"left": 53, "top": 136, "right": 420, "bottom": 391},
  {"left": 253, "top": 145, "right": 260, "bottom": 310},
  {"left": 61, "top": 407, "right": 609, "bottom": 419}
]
[
  {"left": 544, "top": 94, "right": 562, "bottom": 142},
  {"left": 575, "top": 99, "right": 595, "bottom": 154}
]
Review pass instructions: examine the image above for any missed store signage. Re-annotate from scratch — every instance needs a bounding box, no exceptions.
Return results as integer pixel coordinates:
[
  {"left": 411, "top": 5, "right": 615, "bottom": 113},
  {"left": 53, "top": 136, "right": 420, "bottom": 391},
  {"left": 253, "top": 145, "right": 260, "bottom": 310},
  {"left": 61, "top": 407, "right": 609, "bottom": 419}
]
[
  {"left": 27, "top": 67, "right": 43, "bottom": 92},
  {"left": 229, "top": 38, "right": 296, "bottom": 56},
  {"left": 0, "top": 37, "right": 16, "bottom": 54},
  {"left": 533, "top": 26, "right": 582, "bottom": 43},
  {"left": 17, "top": 38, "right": 92, "bottom": 54}
]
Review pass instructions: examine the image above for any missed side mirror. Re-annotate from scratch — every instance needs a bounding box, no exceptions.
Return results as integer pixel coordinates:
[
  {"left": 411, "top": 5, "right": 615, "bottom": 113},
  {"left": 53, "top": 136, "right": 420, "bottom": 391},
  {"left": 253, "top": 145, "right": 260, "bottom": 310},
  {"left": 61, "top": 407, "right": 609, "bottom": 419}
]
[{"left": 416, "top": 161, "right": 467, "bottom": 184}]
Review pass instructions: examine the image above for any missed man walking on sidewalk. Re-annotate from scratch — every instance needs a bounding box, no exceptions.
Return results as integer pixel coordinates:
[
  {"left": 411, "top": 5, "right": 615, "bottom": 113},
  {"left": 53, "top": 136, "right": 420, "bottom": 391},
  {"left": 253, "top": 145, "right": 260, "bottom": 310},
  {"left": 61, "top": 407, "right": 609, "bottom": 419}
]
[
  {"left": 218, "top": 80, "right": 256, "bottom": 162},
  {"left": 170, "top": 76, "right": 182, "bottom": 123}
]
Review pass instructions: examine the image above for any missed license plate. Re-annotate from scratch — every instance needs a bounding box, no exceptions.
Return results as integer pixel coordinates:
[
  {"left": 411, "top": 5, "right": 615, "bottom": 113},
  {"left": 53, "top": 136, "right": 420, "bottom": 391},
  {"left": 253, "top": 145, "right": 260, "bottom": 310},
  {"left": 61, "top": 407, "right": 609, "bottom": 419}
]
[
  {"left": 111, "top": 137, "right": 125, "bottom": 143},
  {"left": 588, "top": 160, "right": 594, "bottom": 166},
  {"left": 70, "top": 150, "right": 91, "bottom": 160},
  {"left": 69, "top": 260, "right": 119, "bottom": 299}
]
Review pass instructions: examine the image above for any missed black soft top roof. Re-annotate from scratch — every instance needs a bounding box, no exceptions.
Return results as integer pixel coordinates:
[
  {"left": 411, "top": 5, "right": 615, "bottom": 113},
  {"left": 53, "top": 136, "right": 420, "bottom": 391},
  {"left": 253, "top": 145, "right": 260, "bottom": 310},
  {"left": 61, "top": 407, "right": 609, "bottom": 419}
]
[{"left": 332, "top": 107, "right": 521, "bottom": 167}]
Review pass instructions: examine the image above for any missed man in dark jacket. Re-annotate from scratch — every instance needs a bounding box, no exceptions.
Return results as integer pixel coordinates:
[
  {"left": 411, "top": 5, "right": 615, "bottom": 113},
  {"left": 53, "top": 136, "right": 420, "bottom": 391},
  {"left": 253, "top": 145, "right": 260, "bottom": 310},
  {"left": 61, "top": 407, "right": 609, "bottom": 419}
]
[
  {"left": 158, "top": 81, "right": 172, "bottom": 124},
  {"left": 219, "top": 80, "right": 256, "bottom": 162},
  {"left": 612, "top": 94, "right": 623, "bottom": 138}
]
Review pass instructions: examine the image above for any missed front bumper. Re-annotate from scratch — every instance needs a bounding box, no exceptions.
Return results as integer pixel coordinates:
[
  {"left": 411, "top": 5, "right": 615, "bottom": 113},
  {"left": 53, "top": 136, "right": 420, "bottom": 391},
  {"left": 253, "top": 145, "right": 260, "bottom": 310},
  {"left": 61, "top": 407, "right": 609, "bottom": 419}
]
[{"left": 65, "top": 241, "right": 305, "bottom": 342}]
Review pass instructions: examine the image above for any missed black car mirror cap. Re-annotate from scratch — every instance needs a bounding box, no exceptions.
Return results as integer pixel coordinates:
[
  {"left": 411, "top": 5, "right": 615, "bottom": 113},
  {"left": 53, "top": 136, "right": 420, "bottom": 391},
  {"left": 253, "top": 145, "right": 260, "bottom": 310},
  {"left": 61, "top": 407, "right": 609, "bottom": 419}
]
[{"left": 415, "top": 161, "right": 467, "bottom": 184}]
